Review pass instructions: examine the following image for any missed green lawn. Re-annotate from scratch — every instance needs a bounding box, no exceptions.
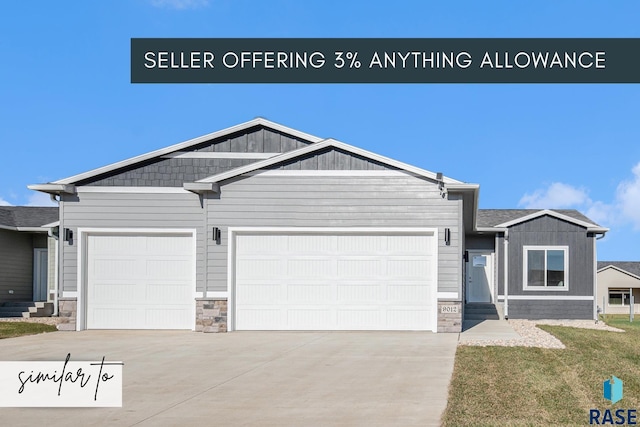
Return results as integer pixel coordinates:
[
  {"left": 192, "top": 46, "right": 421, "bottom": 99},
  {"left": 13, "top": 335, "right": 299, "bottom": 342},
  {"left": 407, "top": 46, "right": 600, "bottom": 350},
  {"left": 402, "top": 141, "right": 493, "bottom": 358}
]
[
  {"left": 0, "top": 322, "right": 57, "bottom": 339},
  {"left": 442, "top": 316, "right": 640, "bottom": 426}
]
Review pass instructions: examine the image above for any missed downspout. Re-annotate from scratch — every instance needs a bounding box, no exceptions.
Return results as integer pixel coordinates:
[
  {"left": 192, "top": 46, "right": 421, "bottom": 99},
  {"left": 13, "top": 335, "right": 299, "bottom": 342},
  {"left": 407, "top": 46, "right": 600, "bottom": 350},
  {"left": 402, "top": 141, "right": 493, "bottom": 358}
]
[
  {"left": 594, "top": 232, "right": 606, "bottom": 321},
  {"left": 503, "top": 229, "right": 509, "bottom": 319}
]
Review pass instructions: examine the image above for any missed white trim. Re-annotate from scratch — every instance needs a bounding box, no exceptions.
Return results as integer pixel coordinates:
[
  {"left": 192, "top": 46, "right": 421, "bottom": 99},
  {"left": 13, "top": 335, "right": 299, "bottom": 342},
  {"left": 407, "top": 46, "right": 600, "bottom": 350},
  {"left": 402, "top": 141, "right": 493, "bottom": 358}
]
[
  {"left": 61, "top": 291, "right": 78, "bottom": 298},
  {"left": 194, "top": 292, "right": 204, "bottom": 298},
  {"left": 42, "top": 221, "right": 60, "bottom": 228},
  {"left": 437, "top": 292, "right": 459, "bottom": 299},
  {"left": 0, "top": 225, "right": 51, "bottom": 232},
  {"left": 162, "top": 151, "right": 281, "bottom": 159},
  {"left": 76, "top": 186, "right": 192, "bottom": 194},
  {"left": 244, "top": 170, "right": 423, "bottom": 177},
  {"left": 204, "top": 291, "right": 228, "bottom": 299},
  {"left": 496, "top": 295, "right": 594, "bottom": 301},
  {"left": 495, "top": 209, "right": 608, "bottom": 233},
  {"left": 77, "top": 227, "right": 198, "bottom": 331},
  {"left": 27, "top": 184, "right": 75, "bottom": 194},
  {"left": 197, "top": 138, "right": 463, "bottom": 185},
  {"left": 52, "top": 118, "right": 323, "bottom": 185},
  {"left": 597, "top": 265, "right": 640, "bottom": 281},
  {"left": 227, "top": 226, "right": 439, "bottom": 333},
  {"left": 523, "top": 245, "right": 569, "bottom": 291}
]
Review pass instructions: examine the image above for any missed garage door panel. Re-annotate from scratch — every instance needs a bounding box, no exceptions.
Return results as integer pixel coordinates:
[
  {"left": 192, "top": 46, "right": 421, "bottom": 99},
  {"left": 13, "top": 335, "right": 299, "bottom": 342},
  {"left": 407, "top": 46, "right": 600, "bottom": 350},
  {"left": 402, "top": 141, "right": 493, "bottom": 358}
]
[
  {"left": 235, "top": 232, "right": 436, "bottom": 331},
  {"left": 86, "top": 234, "right": 194, "bottom": 330},
  {"left": 237, "top": 284, "right": 283, "bottom": 304},
  {"left": 387, "top": 284, "right": 432, "bottom": 303},
  {"left": 287, "top": 284, "right": 333, "bottom": 302},
  {"left": 337, "top": 284, "right": 382, "bottom": 302},
  {"left": 337, "top": 259, "right": 382, "bottom": 277},
  {"left": 287, "top": 258, "right": 334, "bottom": 276}
]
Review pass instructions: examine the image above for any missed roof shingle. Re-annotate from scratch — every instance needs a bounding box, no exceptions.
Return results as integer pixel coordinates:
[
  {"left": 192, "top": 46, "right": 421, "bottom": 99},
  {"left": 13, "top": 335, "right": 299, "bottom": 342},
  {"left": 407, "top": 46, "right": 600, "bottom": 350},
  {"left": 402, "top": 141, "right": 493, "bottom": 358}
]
[{"left": 0, "top": 206, "right": 59, "bottom": 228}]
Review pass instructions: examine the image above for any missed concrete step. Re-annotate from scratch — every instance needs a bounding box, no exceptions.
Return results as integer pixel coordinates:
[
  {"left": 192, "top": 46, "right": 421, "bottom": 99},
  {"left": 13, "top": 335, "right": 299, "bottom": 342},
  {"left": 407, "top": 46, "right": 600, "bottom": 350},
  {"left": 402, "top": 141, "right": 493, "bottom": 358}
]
[
  {"left": 0, "top": 309, "right": 29, "bottom": 318},
  {"left": 465, "top": 313, "right": 500, "bottom": 320},
  {"left": 465, "top": 307, "right": 499, "bottom": 314},
  {"left": 0, "top": 302, "right": 54, "bottom": 318}
]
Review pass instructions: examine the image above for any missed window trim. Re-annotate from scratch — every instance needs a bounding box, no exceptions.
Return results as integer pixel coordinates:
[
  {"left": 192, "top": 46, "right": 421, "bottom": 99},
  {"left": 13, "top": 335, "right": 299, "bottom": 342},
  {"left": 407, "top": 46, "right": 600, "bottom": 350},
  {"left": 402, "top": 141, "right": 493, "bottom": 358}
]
[
  {"left": 523, "top": 245, "right": 569, "bottom": 291},
  {"left": 608, "top": 288, "right": 631, "bottom": 306}
]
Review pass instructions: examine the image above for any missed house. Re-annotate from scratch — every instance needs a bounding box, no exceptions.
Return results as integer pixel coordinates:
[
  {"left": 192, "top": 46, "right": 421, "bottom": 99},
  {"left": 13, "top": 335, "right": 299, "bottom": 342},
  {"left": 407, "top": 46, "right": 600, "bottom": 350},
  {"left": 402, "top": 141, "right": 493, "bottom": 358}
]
[
  {"left": 28, "top": 118, "right": 607, "bottom": 332},
  {"left": 597, "top": 262, "right": 640, "bottom": 314},
  {"left": 0, "top": 206, "right": 59, "bottom": 317}
]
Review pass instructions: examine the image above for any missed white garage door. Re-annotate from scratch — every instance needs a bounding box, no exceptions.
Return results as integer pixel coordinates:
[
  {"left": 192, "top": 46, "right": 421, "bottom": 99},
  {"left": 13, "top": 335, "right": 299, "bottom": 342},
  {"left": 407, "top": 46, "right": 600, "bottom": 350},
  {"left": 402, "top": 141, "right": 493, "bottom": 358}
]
[
  {"left": 234, "top": 232, "right": 437, "bottom": 331},
  {"left": 86, "top": 233, "right": 194, "bottom": 329}
]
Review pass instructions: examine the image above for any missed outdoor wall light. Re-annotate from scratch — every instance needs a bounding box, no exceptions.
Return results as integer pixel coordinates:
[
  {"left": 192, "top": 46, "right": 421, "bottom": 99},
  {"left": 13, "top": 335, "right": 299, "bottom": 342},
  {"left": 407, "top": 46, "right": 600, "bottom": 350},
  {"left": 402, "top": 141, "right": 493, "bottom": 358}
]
[
  {"left": 212, "top": 227, "right": 221, "bottom": 245},
  {"left": 64, "top": 228, "right": 73, "bottom": 243},
  {"left": 444, "top": 228, "right": 451, "bottom": 246}
]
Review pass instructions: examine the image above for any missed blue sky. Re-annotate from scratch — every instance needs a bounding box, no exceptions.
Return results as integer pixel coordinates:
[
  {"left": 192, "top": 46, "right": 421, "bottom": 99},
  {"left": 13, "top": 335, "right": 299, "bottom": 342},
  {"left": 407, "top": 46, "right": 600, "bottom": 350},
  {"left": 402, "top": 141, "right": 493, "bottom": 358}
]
[{"left": 1, "top": 1, "right": 639, "bottom": 260}]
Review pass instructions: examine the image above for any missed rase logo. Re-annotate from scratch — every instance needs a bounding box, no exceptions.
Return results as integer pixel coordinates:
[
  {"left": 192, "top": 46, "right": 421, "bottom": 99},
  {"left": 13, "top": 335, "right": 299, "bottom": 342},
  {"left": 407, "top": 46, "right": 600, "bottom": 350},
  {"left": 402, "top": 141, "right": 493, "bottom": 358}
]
[{"left": 589, "top": 376, "right": 637, "bottom": 425}]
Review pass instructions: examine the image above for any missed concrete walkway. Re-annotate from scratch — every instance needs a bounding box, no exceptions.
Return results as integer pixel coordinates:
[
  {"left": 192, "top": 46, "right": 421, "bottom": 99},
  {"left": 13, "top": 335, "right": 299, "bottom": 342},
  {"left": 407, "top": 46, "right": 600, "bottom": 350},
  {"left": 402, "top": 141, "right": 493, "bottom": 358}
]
[
  {"left": 0, "top": 331, "right": 458, "bottom": 426},
  {"left": 458, "top": 319, "right": 521, "bottom": 343}
]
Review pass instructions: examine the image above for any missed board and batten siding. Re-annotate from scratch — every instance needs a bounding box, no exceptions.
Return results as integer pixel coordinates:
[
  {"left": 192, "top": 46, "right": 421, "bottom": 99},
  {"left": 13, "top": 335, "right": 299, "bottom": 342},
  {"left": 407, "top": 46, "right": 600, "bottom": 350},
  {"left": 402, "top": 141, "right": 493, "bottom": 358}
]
[
  {"left": 507, "top": 216, "right": 594, "bottom": 297},
  {"left": 0, "top": 229, "right": 34, "bottom": 301},
  {"left": 59, "top": 192, "right": 206, "bottom": 293},
  {"left": 206, "top": 174, "right": 462, "bottom": 295}
]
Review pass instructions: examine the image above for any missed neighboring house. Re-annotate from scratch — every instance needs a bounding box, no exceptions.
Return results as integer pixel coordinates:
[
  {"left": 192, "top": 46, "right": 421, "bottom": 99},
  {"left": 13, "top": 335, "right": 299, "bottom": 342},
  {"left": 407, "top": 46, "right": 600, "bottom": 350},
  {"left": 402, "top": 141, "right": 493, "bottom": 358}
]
[
  {"left": 28, "top": 118, "right": 607, "bottom": 332},
  {"left": 0, "top": 207, "right": 59, "bottom": 314},
  {"left": 597, "top": 262, "right": 640, "bottom": 314}
]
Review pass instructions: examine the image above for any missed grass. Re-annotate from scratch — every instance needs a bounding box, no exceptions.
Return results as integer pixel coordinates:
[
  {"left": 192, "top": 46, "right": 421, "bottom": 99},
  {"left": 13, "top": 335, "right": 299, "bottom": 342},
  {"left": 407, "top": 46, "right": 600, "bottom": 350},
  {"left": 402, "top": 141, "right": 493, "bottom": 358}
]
[
  {"left": 0, "top": 322, "right": 57, "bottom": 339},
  {"left": 442, "top": 316, "right": 640, "bottom": 426}
]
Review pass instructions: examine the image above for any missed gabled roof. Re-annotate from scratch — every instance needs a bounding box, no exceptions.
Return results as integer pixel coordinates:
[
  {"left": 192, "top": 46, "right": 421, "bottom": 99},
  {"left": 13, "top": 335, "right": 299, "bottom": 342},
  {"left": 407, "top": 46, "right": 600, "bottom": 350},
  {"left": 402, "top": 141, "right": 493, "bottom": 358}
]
[
  {"left": 597, "top": 262, "right": 640, "bottom": 280},
  {"left": 195, "top": 138, "right": 465, "bottom": 185},
  {"left": 476, "top": 209, "right": 608, "bottom": 233},
  {"left": 49, "top": 118, "right": 324, "bottom": 186},
  {"left": 0, "top": 207, "right": 59, "bottom": 231}
]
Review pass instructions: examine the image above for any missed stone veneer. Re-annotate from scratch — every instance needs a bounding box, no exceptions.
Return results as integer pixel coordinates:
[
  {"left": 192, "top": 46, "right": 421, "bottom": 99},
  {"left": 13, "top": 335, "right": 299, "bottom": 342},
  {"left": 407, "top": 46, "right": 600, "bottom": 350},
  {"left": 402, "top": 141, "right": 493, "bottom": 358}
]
[
  {"left": 195, "top": 299, "right": 228, "bottom": 333},
  {"left": 438, "top": 301, "right": 462, "bottom": 333},
  {"left": 57, "top": 298, "right": 77, "bottom": 331}
]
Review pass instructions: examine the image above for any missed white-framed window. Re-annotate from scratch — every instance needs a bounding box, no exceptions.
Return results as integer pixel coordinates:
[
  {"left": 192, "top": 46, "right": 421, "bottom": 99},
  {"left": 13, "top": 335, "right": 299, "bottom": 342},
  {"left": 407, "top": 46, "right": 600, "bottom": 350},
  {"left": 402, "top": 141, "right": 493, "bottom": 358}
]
[
  {"left": 523, "top": 246, "right": 569, "bottom": 291},
  {"left": 608, "top": 289, "right": 631, "bottom": 306}
]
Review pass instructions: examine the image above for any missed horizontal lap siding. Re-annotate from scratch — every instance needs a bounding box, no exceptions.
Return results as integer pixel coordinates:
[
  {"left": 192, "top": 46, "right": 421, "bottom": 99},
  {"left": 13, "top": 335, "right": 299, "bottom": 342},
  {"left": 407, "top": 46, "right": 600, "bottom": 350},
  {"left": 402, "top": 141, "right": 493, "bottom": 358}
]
[
  {"left": 207, "top": 175, "right": 461, "bottom": 294},
  {"left": 508, "top": 216, "right": 594, "bottom": 297},
  {"left": 0, "top": 229, "right": 33, "bottom": 301},
  {"left": 60, "top": 192, "right": 206, "bottom": 293}
]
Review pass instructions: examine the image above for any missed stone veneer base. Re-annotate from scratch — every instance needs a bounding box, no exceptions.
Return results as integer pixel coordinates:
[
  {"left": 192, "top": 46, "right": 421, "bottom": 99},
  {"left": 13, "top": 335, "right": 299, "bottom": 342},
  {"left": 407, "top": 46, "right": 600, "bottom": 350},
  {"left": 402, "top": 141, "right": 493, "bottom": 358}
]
[{"left": 438, "top": 301, "right": 462, "bottom": 333}]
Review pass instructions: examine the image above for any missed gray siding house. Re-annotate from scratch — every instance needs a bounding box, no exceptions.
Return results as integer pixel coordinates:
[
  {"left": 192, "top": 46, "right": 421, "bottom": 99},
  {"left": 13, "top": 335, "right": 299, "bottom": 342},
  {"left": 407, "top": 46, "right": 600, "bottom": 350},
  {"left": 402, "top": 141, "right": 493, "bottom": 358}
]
[
  {"left": 29, "top": 118, "right": 607, "bottom": 332},
  {"left": 0, "top": 207, "right": 59, "bottom": 316}
]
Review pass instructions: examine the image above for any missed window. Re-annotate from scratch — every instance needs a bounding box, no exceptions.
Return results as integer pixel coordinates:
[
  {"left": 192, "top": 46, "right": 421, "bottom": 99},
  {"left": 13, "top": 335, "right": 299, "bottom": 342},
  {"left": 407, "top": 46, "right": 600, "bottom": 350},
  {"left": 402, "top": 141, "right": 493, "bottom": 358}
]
[
  {"left": 523, "top": 246, "right": 568, "bottom": 290},
  {"left": 608, "top": 289, "right": 631, "bottom": 306}
]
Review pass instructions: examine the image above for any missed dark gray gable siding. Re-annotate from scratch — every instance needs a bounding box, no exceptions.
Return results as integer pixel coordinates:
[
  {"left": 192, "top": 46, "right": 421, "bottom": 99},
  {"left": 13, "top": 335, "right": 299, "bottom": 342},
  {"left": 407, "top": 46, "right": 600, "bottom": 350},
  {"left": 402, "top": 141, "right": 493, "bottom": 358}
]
[
  {"left": 268, "top": 148, "right": 392, "bottom": 171},
  {"left": 507, "top": 215, "right": 593, "bottom": 297},
  {"left": 477, "top": 209, "right": 599, "bottom": 228},
  {"left": 77, "top": 126, "right": 314, "bottom": 187},
  {"left": 503, "top": 215, "right": 594, "bottom": 319}
]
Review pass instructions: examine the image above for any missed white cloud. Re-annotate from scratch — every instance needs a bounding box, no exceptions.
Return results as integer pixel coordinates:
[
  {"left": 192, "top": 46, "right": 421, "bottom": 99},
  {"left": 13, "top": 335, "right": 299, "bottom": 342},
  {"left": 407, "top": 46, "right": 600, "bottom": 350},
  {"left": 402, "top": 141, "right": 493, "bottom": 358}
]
[
  {"left": 616, "top": 162, "right": 640, "bottom": 230},
  {"left": 26, "top": 192, "right": 58, "bottom": 207},
  {"left": 518, "top": 182, "right": 591, "bottom": 209},
  {"left": 518, "top": 161, "right": 640, "bottom": 229},
  {"left": 150, "top": 0, "right": 209, "bottom": 9},
  {"left": 0, "top": 197, "right": 12, "bottom": 206}
]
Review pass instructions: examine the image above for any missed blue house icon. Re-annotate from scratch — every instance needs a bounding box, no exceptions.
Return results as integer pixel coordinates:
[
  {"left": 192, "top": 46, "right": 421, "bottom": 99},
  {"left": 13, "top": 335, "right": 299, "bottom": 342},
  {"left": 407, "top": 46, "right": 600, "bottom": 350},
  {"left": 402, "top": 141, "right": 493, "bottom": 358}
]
[{"left": 603, "top": 376, "right": 623, "bottom": 404}]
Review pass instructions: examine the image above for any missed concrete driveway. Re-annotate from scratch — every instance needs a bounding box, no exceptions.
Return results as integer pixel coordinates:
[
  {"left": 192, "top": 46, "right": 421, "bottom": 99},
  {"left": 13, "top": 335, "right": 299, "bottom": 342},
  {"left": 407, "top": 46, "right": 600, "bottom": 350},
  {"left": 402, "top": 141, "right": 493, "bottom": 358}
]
[{"left": 0, "top": 331, "right": 458, "bottom": 426}]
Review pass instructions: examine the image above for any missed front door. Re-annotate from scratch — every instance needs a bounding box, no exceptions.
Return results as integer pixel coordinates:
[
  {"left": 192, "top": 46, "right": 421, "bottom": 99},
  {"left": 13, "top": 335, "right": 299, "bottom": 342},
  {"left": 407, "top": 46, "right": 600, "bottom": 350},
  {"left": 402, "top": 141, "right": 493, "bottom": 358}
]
[
  {"left": 33, "top": 248, "right": 48, "bottom": 302},
  {"left": 466, "top": 251, "right": 493, "bottom": 303}
]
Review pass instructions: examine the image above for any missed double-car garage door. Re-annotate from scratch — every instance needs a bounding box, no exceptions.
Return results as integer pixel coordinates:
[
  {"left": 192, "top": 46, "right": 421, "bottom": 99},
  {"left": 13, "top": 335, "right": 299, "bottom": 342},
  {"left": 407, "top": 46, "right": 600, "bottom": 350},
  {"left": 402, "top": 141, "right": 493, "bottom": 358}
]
[
  {"left": 84, "top": 230, "right": 437, "bottom": 332},
  {"left": 234, "top": 232, "right": 437, "bottom": 331}
]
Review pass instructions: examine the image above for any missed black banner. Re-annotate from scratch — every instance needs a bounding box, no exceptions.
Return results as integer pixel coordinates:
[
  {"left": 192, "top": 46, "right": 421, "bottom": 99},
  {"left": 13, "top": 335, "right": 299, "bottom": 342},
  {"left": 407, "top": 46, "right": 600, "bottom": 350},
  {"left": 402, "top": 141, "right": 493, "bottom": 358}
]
[{"left": 131, "top": 38, "right": 640, "bottom": 83}]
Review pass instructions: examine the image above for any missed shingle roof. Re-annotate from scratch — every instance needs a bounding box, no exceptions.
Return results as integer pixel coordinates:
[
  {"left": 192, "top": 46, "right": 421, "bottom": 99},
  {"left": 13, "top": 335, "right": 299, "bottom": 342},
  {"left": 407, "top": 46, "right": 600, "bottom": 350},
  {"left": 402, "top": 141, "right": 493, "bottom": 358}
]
[
  {"left": 477, "top": 209, "right": 599, "bottom": 228},
  {"left": 0, "top": 206, "right": 59, "bottom": 229},
  {"left": 597, "top": 262, "right": 640, "bottom": 278}
]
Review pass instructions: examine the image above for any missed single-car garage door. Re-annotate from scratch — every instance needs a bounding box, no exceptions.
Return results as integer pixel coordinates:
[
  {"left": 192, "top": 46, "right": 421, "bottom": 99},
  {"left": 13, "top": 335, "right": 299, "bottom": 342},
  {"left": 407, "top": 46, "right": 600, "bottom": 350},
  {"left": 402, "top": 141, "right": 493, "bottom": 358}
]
[
  {"left": 234, "top": 231, "right": 437, "bottom": 331},
  {"left": 86, "top": 233, "right": 194, "bottom": 329}
]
